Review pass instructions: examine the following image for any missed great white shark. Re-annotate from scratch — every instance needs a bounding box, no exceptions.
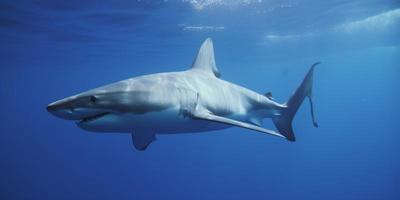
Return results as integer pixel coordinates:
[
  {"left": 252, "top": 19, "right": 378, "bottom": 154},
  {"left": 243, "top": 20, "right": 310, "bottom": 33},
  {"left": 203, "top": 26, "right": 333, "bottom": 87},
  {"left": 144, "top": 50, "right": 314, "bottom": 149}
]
[{"left": 47, "top": 38, "right": 319, "bottom": 151}]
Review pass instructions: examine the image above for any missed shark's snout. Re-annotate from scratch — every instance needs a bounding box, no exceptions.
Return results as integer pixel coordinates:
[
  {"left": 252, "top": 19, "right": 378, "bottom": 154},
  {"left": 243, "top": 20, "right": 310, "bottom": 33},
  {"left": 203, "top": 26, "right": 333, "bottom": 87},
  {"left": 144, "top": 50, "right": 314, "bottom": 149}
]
[
  {"left": 46, "top": 104, "right": 55, "bottom": 112},
  {"left": 46, "top": 101, "right": 65, "bottom": 113},
  {"left": 47, "top": 99, "right": 81, "bottom": 120},
  {"left": 47, "top": 97, "right": 106, "bottom": 121}
]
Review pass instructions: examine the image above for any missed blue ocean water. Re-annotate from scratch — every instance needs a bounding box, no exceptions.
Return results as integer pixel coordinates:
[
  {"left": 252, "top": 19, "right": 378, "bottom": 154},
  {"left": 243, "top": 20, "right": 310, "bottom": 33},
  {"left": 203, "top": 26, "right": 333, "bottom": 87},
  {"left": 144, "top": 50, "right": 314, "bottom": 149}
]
[{"left": 1, "top": 0, "right": 399, "bottom": 199}]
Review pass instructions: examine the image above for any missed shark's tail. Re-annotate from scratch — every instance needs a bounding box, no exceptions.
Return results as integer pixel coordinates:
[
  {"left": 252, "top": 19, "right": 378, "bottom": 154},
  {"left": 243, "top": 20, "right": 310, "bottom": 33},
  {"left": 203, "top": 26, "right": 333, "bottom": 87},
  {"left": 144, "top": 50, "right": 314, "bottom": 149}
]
[{"left": 273, "top": 62, "right": 319, "bottom": 141}]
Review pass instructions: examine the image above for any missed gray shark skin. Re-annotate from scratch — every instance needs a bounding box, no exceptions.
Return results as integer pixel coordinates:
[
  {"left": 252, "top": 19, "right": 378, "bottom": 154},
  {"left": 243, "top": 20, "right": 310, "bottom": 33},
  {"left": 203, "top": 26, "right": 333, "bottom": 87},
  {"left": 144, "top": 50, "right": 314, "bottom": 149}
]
[{"left": 47, "top": 38, "right": 319, "bottom": 150}]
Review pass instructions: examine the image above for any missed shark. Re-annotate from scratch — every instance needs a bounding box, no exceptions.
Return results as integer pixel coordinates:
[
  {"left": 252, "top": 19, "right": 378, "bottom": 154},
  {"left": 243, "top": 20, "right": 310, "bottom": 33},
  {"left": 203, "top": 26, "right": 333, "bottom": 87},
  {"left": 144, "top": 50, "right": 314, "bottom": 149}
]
[{"left": 47, "top": 38, "right": 319, "bottom": 151}]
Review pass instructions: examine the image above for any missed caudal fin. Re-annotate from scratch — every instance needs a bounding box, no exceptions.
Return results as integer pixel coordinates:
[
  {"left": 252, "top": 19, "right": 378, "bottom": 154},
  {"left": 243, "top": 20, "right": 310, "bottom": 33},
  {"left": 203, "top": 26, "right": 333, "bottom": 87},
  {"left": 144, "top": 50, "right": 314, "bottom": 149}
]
[{"left": 273, "top": 62, "right": 320, "bottom": 141}]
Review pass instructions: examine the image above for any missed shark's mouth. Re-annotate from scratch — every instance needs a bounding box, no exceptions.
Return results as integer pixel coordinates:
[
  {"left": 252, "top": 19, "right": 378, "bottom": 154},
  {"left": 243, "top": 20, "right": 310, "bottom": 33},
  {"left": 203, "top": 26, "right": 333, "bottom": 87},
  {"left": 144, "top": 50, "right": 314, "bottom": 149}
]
[{"left": 78, "top": 112, "right": 110, "bottom": 124}]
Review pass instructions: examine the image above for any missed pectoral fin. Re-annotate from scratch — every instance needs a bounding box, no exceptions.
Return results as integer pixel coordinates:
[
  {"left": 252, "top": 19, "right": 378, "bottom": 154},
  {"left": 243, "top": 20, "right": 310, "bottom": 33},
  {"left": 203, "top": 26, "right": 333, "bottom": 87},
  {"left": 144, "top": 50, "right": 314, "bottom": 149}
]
[
  {"left": 192, "top": 111, "right": 285, "bottom": 139},
  {"left": 131, "top": 131, "right": 156, "bottom": 151}
]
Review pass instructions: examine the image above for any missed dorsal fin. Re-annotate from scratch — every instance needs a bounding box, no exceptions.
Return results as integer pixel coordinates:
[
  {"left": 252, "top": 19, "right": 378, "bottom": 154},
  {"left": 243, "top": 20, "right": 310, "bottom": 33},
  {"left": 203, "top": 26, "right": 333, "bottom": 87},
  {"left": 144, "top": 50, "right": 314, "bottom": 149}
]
[{"left": 190, "top": 38, "right": 221, "bottom": 78}]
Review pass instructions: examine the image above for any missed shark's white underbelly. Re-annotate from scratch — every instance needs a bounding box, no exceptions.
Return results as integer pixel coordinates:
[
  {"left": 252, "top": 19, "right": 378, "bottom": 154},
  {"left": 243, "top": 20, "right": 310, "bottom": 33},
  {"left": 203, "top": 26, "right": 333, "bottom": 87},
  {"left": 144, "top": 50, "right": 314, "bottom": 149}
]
[{"left": 79, "top": 107, "right": 232, "bottom": 134}]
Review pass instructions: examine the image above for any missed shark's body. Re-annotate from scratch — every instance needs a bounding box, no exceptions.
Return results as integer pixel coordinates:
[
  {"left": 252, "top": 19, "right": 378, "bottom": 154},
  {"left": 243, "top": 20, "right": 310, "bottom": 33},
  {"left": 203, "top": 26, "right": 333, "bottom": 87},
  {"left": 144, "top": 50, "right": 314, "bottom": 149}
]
[{"left": 47, "top": 38, "right": 318, "bottom": 150}]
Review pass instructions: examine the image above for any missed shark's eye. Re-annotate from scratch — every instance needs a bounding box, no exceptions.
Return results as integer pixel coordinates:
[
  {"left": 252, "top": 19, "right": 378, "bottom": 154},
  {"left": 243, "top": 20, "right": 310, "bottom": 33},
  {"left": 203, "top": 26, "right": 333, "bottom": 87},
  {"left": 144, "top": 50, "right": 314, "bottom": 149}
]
[{"left": 90, "top": 96, "right": 97, "bottom": 103}]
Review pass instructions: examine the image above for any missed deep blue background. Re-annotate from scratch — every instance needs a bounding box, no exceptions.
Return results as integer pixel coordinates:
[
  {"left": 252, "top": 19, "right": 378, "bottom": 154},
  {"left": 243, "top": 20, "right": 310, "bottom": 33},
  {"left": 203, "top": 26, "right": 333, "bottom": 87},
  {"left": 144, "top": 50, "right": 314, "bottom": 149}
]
[{"left": 1, "top": 1, "right": 399, "bottom": 199}]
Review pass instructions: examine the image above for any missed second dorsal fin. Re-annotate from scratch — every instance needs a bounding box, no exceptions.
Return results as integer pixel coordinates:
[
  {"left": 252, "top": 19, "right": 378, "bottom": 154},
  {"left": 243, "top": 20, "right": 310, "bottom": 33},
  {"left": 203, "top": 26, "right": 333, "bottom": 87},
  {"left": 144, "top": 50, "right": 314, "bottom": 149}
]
[
  {"left": 190, "top": 38, "right": 221, "bottom": 78},
  {"left": 265, "top": 92, "right": 274, "bottom": 100}
]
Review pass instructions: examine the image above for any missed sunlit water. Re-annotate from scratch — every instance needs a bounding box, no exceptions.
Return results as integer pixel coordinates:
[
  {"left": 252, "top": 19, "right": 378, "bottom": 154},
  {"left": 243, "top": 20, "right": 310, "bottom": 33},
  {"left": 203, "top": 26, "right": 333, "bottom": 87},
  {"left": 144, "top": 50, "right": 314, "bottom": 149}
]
[{"left": 1, "top": 1, "right": 399, "bottom": 199}]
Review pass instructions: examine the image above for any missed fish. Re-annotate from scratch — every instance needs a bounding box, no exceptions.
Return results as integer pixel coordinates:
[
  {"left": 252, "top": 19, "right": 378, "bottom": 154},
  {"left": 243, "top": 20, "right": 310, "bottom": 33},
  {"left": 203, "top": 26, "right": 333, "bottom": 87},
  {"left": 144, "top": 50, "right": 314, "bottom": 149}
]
[{"left": 47, "top": 38, "right": 319, "bottom": 150}]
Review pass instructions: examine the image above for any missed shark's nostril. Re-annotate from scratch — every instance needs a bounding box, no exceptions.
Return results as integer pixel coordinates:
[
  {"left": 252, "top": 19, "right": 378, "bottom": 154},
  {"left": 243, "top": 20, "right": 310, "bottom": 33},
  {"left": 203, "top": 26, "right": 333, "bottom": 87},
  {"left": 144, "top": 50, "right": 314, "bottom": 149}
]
[{"left": 90, "top": 96, "right": 97, "bottom": 103}]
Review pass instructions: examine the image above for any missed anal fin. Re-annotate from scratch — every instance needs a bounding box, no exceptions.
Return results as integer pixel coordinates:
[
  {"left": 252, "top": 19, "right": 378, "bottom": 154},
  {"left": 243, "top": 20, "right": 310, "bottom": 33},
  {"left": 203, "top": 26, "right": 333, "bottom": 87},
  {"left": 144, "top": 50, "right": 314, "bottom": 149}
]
[{"left": 248, "top": 117, "right": 262, "bottom": 126}]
